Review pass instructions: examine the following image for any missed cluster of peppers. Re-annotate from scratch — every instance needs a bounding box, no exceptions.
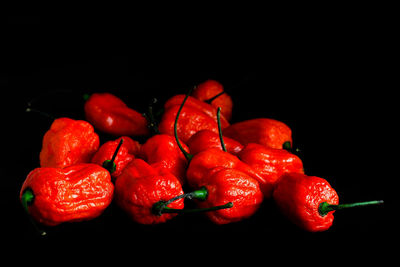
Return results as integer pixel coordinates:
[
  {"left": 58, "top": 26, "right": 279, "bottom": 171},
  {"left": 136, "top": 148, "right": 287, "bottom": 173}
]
[{"left": 20, "top": 79, "right": 383, "bottom": 234}]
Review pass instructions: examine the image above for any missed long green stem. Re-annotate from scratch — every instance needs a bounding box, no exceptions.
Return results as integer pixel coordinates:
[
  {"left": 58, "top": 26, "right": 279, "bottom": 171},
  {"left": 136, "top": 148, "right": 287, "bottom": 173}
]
[
  {"left": 160, "top": 202, "right": 233, "bottom": 214},
  {"left": 216, "top": 107, "right": 227, "bottom": 152},
  {"left": 152, "top": 186, "right": 233, "bottom": 216},
  {"left": 204, "top": 91, "right": 226, "bottom": 104},
  {"left": 319, "top": 200, "right": 384, "bottom": 216},
  {"left": 174, "top": 87, "right": 195, "bottom": 161},
  {"left": 103, "top": 138, "right": 124, "bottom": 173}
]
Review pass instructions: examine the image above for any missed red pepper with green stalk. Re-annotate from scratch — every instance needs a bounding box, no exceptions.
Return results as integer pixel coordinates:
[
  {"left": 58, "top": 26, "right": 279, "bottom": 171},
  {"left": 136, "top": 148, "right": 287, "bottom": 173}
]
[
  {"left": 91, "top": 136, "right": 140, "bottom": 179},
  {"left": 187, "top": 129, "right": 244, "bottom": 156},
  {"left": 158, "top": 89, "right": 230, "bottom": 143},
  {"left": 158, "top": 89, "right": 264, "bottom": 224},
  {"left": 272, "top": 172, "right": 384, "bottom": 232},
  {"left": 223, "top": 117, "right": 293, "bottom": 150},
  {"left": 114, "top": 158, "right": 233, "bottom": 224},
  {"left": 20, "top": 163, "right": 114, "bottom": 228},
  {"left": 192, "top": 79, "right": 233, "bottom": 121}
]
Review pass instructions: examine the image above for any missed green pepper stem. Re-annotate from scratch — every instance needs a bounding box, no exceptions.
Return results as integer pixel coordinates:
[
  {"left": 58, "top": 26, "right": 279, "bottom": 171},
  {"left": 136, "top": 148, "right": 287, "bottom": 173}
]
[
  {"left": 21, "top": 188, "right": 47, "bottom": 236},
  {"left": 152, "top": 186, "right": 234, "bottom": 216},
  {"left": 319, "top": 200, "right": 384, "bottom": 217},
  {"left": 160, "top": 202, "right": 233, "bottom": 214},
  {"left": 216, "top": 107, "right": 227, "bottom": 152},
  {"left": 103, "top": 138, "right": 124, "bottom": 173},
  {"left": 204, "top": 91, "right": 226, "bottom": 104},
  {"left": 174, "top": 87, "right": 195, "bottom": 162}
]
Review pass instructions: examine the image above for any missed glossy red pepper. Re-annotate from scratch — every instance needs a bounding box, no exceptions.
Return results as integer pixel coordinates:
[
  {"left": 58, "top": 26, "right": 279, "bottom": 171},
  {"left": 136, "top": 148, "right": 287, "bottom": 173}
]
[
  {"left": 138, "top": 134, "right": 190, "bottom": 184},
  {"left": 20, "top": 163, "right": 114, "bottom": 226},
  {"left": 172, "top": 90, "right": 269, "bottom": 197},
  {"left": 114, "top": 159, "right": 184, "bottom": 224},
  {"left": 91, "top": 136, "right": 140, "bottom": 179},
  {"left": 237, "top": 143, "right": 304, "bottom": 198},
  {"left": 39, "top": 117, "right": 100, "bottom": 168},
  {"left": 194, "top": 167, "right": 263, "bottom": 224},
  {"left": 84, "top": 92, "right": 149, "bottom": 136},
  {"left": 187, "top": 129, "right": 243, "bottom": 156},
  {"left": 192, "top": 79, "right": 233, "bottom": 121},
  {"left": 273, "top": 172, "right": 383, "bottom": 232},
  {"left": 158, "top": 92, "right": 230, "bottom": 143},
  {"left": 223, "top": 118, "right": 292, "bottom": 149}
]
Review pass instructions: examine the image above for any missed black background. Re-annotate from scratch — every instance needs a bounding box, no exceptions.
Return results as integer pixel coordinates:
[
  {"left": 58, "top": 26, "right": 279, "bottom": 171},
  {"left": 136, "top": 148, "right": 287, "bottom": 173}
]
[{"left": 1, "top": 14, "right": 397, "bottom": 264}]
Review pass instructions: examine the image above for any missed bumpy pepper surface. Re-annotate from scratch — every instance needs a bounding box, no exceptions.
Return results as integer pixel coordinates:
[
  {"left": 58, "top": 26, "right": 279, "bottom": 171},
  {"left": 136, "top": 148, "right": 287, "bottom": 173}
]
[
  {"left": 158, "top": 94, "right": 230, "bottom": 143},
  {"left": 186, "top": 148, "right": 269, "bottom": 197},
  {"left": 195, "top": 167, "right": 263, "bottom": 224},
  {"left": 91, "top": 136, "right": 140, "bottom": 179},
  {"left": 187, "top": 129, "right": 243, "bottom": 156},
  {"left": 84, "top": 92, "right": 149, "bottom": 136},
  {"left": 192, "top": 79, "right": 233, "bottom": 121},
  {"left": 20, "top": 163, "right": 114, "bottom": 226},
  {"left": 138, "top": 134, "right": 190, "bottom": 184},
  {"left": 115, "top": 158, "right": 184, "bottom": 224},
  {"left": 223, "top": 118, "right": 292, "bottom": 149},
  {"left": 238, "top": 143, "right": 304, "bottom": 198},
  {"left": 272, "top": 172, "right": 339, "bottom": 232},
  {"left": 39, "top": 117, "right": 100, "bottom": 168}
]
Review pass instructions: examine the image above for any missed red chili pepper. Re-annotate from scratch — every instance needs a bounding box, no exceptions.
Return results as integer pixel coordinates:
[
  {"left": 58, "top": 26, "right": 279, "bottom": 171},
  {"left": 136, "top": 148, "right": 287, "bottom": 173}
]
[
  {"left": 158, "top": 92, "right": 230, "bottom": 143},
  {"left": 20, "top": 163, "right": 114, "bottom": 227},
  {"left": 84, "top": 92, "right": 149, "bottom": 136},
  {"left": 187, "top": 129, "right": 243, "bottom": 156},
  {"left": 172, "top": 89, "right": 269, "bottom": 197},
  {"left": 114, "top": 158, "right": 184, "bottom": 224},
  {"left": 138, "top": 134, "right": 190, "bottom": 184},
  {"left": 39, "top": 117, "right": 100, "bottom": 168},
  {"left": 223, "top": 118, "right": 293, "bottom": 149},
  {"left": 237, "top": 143, "right": 304, "bottom": 198},
  {"left": 192, "top": 167, "right": 263, "bottom": 224},
  {"left": 91, "top": 136, "right": 140, "bottom": 179},
  {"left": 192, "top": 79, "right": 233, "bottom": 121},
  {"left": 272, "top": 172, "right": 384, "bottom": 232}
]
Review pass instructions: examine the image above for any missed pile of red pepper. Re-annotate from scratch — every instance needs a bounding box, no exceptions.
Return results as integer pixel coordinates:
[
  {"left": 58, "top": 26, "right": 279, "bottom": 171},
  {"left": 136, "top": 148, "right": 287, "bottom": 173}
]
[{"left": 19, "top": 79, "right": 383, "bottom": 235}]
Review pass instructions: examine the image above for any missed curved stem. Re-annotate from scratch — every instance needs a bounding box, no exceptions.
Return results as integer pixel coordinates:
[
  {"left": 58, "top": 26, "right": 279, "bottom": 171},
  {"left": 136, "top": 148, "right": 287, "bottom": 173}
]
[
  {"left": 103, "top": 138, "right": 124, "bottom": 173},
  {"left": 319, "top": 200, "right": 384, "bottom": 217},
  {"left": 160, "top": 202, "right": 233, "bottom": 214},
  {"left": 174, "top": 87, "right": 195, "bottom": 162},
  {"left": 204, "top": 91, "right": 226, "bottom": 104},
  {"left": 216, "top": 107, "right": 227, "bottom": 152},
  {"left": 152, "top": 187, "right": 234, "bottom": 216}
]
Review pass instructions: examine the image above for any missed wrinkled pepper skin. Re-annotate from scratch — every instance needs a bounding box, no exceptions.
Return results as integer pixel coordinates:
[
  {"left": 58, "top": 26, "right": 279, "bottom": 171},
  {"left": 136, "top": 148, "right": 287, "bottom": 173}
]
[
  {"left": 91, "top": 136, "right": 139, "bottom": 178},
  {"left": 40, "top": 118, "right": 100, "bottom": 168},
  {"left": 159, "top": 105, "right": 224, "bottom": 143},
  {"left": 159, "top": 94, "right": 230, "bottom": 143},
  {"left": 84, "top": 92, "right": 149, "bottom": 136},
  {"left": 238, "top": 143, "right": 304, "bottom": 198},
  {"left": 187, "top": 130, "right": 243, "bottom": 156},
  {"left": 20, "top": 163, "right": 114, "bottom": 226},
  {"left": 272, "top": 172, "right": 339, "bottom": 232},
  {"left": 139, "top": 134, "right": 190, "bottom": 184},
  {"left": 186, "top": 148, "right": 269, "bottom": 196},
  {"left": 196, "top": 167, "right": 263, "bottom": 224},
  {"left": 115, "top": 159, "right": 184, "bottom": 224},
  {"left": 223, "top": 118, "right": 292, "bottom": 149},
  {"left": 192, "top": 79, "right": 233, "bottom": 121},
  {"left": 163, "top": 94, "right": 230, "bottom": 129}
]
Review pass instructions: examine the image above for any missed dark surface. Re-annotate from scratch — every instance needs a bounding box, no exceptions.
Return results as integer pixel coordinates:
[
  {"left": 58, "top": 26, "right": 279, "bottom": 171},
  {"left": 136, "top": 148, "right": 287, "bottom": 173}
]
[{"left": 1, "top": 15, "right": 396, "bottom": 263}]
